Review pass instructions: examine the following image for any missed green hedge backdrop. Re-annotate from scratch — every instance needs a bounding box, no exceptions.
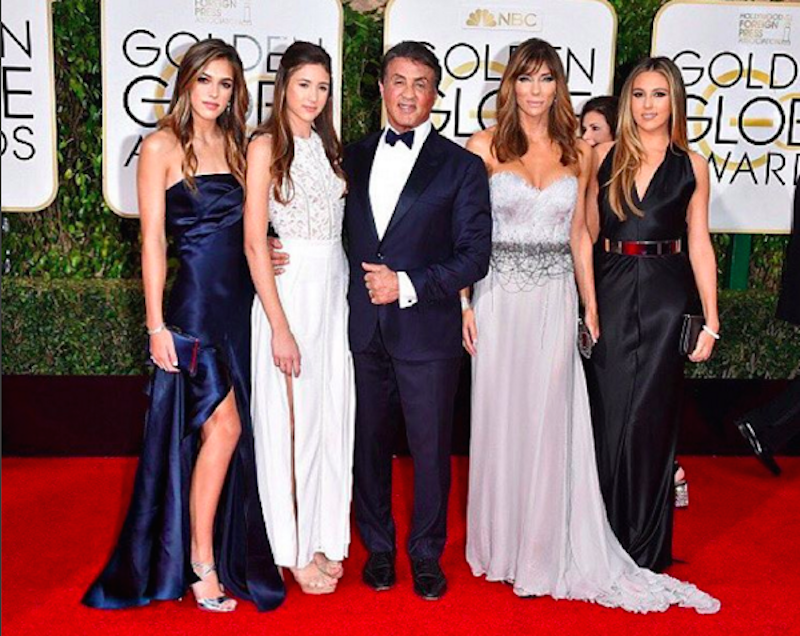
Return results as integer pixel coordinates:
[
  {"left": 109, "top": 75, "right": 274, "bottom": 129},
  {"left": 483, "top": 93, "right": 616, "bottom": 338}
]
[{"left": 1, "top": 0, "right": 797, "bottom": 377}]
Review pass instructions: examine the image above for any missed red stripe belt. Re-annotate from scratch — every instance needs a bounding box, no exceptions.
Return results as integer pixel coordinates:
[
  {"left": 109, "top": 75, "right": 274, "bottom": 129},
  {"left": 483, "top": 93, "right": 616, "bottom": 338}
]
[{"left": 603, "top": 238, "right": 682, "bottom": 256}]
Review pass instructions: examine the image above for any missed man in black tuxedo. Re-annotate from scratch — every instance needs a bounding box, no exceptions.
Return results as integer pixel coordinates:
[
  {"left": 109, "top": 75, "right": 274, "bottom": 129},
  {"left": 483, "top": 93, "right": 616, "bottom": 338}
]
[
  {"left": 737, "top": 179, "right": 800, "bottom": 475},
  {"left": 344, "top": 41, "right": 491, "bottom": 599}
]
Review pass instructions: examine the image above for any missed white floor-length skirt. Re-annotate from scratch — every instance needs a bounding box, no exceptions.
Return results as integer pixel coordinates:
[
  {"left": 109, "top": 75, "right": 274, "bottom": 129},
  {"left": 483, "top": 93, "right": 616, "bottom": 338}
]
[
  {"left": 252, "top": 238, "right": 355, "bottom": 569},
  {"left": 466, "top": 269, "right": 720, "bottom": 614}
]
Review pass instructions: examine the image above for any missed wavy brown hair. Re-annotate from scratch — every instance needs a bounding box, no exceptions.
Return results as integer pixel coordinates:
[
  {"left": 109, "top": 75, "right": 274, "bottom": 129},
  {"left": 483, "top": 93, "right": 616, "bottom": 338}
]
[
  {"left": 158, "top": 38, "right": 248, "bottom": 191},
  {"left": 492, "top": 38, "right": 579, "bottom": 169},
  {"left": 254, "top": 41, "right": 344, "bottom": 204},
  {"left": 608, "top": 57, "right": 689, "bottom": 220}
]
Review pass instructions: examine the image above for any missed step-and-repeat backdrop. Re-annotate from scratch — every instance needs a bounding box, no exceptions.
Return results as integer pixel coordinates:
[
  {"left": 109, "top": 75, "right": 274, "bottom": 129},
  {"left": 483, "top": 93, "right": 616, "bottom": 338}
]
[
  {"left": 654, "top": 0, "right": 799, "bottom": 232},
  {"left": 101, "top": 0, "right": 343, "bottom": 216},
  {"left": 1, "top": 0, "right": 58, "bottom": 212},
  {"left": 1, "top": 0, "right": 798, "bottom": 230},
  {"left": 385, "top": 0, "right": 617, "bottom": 142}
]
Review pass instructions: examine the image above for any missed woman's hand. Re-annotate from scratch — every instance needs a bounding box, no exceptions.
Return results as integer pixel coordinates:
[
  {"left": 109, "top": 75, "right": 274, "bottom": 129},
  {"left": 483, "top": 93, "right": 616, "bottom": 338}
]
[
  {"left": 689, "top": 330, "right": 716, "bottom": 363},
  {"left": 268, "top": 237, "right": 289, "bottom": 275},
  {"left": 462, "top": 307, "right": 478, "bottom": 357},
  {"left": 584, "top": 308, "right": 601, "bottom": 344},
  {"left": 272, "top": 327, "right": 301, "bottom": 377},
  {"left": 149, "top": 330, "right": 179, "bottom": 373}
]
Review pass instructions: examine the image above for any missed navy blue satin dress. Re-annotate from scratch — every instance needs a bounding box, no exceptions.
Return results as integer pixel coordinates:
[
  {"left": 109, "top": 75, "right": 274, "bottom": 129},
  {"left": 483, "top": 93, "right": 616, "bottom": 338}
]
[{"left": 83, "top": 174, "right": 285, "bottom": 611}]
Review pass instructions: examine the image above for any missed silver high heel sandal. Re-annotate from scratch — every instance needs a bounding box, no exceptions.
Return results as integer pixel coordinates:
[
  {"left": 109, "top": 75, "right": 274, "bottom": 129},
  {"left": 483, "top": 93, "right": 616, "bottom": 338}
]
[
  {"left": 190, "top": 562, "right": 237, "bottom": 612},
  {"left": 674, "top": 463, "right": 689, "bottom": 508}
]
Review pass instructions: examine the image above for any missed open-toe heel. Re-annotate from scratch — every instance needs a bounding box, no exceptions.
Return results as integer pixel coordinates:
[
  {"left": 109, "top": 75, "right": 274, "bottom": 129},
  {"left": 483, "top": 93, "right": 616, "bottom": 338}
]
[
  {"left": 674, "top": 463, "right": 689, "bottom": 508},
  {"left": 291, "top": 565, "right": 337, "bottom": 595},
  {"left": 190, "top": 562, "right": 237, "bottom": 612},
  {"left": 314, "top": 553, "right": 344, "bottom": 580}
]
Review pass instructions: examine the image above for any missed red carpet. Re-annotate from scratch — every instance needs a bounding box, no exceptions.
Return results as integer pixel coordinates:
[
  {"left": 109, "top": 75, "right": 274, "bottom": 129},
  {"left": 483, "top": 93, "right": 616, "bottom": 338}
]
[{"left": 3, "top": 456, "right": 799, "bottom": 635}]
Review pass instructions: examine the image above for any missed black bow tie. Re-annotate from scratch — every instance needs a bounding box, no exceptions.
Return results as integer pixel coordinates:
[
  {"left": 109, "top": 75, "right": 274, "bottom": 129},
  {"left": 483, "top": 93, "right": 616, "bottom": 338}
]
[{"left": 385, "top": 129, "right": 414, "bottom": 149}]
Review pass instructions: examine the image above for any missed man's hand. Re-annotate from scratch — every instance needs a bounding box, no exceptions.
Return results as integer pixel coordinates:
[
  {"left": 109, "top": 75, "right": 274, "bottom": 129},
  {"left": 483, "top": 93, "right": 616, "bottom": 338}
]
[
  {"left": 363, "top": 262, "right": 399, "bottom": 305},
  {"left": 268, "top": 237, "right": 289, "bottom": 275}
]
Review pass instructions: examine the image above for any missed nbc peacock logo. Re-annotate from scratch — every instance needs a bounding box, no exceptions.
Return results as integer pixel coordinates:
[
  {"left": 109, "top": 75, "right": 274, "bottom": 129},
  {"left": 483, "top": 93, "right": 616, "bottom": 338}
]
[
  {"left": 466, "top": 9, "right": 498, "bottom": 27},
  {"left": 462, "top": 6, "right": 541, "bottom": 31}
]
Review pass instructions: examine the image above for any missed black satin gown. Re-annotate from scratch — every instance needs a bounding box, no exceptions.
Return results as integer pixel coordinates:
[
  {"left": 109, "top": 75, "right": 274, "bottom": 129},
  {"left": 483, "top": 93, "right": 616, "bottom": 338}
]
[
  {"left": 585, "top": 147, "right": 697, "bottom": 572},
  {"left": 83, "top": 174, "right": 285, "bottom": 611}
]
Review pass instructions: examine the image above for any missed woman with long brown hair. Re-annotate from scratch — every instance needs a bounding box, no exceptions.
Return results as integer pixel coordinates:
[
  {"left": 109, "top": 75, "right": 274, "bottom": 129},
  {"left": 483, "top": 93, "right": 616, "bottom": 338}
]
[
  {"left": 584, "top": 57, "right": 719, "bottom": 572},
  {"left": 83, "top": 38, "right": 284, "bottom": 612},
  {"left": 244, "top": 41, "right": 353, "bottom": 595},
  {"left": 462, "top": 40, "right": 719, "bottom": 612}
]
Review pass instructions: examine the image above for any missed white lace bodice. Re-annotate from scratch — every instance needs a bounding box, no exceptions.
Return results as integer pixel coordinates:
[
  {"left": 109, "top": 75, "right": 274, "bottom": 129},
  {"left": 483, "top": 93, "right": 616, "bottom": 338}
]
[
  {"left": 488, "top": 172, "right": 578, "bottom": 290},
  {"left": 269, "top": 132, "right": 346, "bottom": 240}
]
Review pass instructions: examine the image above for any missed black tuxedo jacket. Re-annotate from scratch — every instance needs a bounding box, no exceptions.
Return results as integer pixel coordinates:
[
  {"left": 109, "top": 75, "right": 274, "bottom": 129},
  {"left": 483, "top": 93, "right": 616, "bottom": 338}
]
[
  {"left": 777, "top": 179, "right": 799, "bottom": 326},
  {"left": 343, "top": 129, "right": 492, "bottom": 360}
]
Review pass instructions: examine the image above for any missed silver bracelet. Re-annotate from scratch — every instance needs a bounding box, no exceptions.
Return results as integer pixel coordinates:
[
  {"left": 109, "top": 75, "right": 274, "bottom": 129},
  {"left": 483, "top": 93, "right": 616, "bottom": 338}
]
[
  {"left": 702, "top": 325, "right": 720, "bottom": 340},
  {"left": 460, "top": 296, "right": 471, "bottom": 311},
  {"left": 147, "top": 323, "right": 166, "bottom": 336}
]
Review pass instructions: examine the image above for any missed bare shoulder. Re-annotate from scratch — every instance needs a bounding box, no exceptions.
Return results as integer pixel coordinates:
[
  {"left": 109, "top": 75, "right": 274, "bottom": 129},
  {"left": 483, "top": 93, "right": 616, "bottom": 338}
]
[
  {"left": 688, "top": 150, "right": 709, "bottom": 177},
  {"left": 466, "top": 127, "right": 496, "bottom": 168},
  {"left": 141, "top": 128, "right": 178, "bottom": 159},
  {"left": 247, "top": 133, "right": 273, "bottom": 161}
]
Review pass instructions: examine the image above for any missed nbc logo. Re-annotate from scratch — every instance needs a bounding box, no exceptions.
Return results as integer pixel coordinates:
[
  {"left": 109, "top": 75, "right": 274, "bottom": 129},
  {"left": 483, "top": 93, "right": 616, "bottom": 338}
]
[
  {"left": 466, "top": 9, "right": 498, "bottom": 27},
  {"left": 463, "top": 7, "right": 541, "bottom": 31}
]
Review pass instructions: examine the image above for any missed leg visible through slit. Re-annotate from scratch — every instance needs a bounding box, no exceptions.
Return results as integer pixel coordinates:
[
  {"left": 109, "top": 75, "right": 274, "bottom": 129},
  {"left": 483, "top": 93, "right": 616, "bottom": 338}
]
[{"left": 189, "top": 389, "right": 240, "bottom": 609}]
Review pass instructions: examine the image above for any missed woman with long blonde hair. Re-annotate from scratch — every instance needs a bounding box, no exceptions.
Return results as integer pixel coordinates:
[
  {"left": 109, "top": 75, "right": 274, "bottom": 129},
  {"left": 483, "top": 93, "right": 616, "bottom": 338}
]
[
  {"left": 84, "top": 39, "right": 284, "bottom": 612},
  {"left": 244, "top": 41, "right": 353, "bottom": 595},
  {"left": 585, "top": 57, "right": 719, "bottom": 571},
  {"left": 463, "top": 40, "right": 719, "bottom": 612}
]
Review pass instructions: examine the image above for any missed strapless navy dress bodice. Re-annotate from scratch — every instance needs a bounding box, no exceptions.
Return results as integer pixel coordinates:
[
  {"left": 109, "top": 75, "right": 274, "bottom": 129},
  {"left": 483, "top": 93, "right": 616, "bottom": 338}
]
[{"left": 83, "top": 174, "right": 285, "bottom": 611}]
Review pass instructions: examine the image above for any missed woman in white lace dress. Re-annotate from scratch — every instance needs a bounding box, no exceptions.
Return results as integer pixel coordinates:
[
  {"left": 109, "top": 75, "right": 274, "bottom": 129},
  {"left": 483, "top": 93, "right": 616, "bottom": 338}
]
[
  {"left": 244, "top": 42, "right": 354, "bottom": 595},
  {"left": 461, "top": 39, "right": 720, "bottom": 613}
]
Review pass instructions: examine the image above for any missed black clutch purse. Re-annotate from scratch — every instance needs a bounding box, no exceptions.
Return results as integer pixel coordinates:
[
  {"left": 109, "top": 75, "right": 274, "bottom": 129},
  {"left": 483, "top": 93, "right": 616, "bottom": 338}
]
[
  {"left": 577, "top": 318, "right": 595, "bottom": 359},
  {"left": 679, "top": 314, "right": 704, "bottom": 357}
]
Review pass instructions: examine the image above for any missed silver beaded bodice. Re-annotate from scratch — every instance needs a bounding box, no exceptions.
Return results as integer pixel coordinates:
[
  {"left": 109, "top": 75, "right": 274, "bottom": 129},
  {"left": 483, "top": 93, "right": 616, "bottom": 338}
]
[
  {"left": 269, "top": 131, "right": 346, "bottom": 240},
  {"left": 489, "top": 172, "right": 577, "bottom": 291}
]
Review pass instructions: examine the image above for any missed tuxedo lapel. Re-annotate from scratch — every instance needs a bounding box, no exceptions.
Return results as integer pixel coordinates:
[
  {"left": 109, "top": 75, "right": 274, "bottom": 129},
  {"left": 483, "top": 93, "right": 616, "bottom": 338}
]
[
  {"left": 382, "top": 131, "right": 444, "bottom": 242},
  {"left": 353, "top": 134, "right": 381, "bottom": 244}
]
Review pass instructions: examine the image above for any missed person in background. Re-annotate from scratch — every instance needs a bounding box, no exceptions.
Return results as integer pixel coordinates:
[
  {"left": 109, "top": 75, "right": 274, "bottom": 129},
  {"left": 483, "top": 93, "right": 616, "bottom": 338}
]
[
  {"left": 737, "top": 179, "right": 800, "bottom": 475},
  {"left": 580, "top": 95, "right": 618, "bottom": 148},
  {"left": 245, "top": 41, "right": 354, "bottom": 595},
  {"left": 83, "top": 39, "right": 284, "bottom": 613},
  {"left": 584, "top": 57, "right": 719, "bottom": 572}
]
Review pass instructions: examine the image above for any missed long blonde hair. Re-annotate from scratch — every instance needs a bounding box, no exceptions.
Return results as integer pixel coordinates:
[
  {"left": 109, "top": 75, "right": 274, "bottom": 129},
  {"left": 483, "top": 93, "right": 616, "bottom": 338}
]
[
  {"left": 253, "top": 41, "right": 344, "bottom": 204},
  {"left": 608, "top": 57, "right": 689, "bottom": 220},
  {"left": 158, "top": 39, "right": 249, "bottom": 191},
  {"left": 492, "top": 38, "right": 579, "bottom": 169}
]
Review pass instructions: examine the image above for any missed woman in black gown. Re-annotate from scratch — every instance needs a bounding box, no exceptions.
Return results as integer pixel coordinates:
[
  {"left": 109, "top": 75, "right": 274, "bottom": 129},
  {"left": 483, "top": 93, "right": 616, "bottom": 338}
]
[
  {"left": 83, "top": 39, "right": 284, "bottom": 612},
  {"left": 585, "top": 57, "right": 719, "bottom": 572}
]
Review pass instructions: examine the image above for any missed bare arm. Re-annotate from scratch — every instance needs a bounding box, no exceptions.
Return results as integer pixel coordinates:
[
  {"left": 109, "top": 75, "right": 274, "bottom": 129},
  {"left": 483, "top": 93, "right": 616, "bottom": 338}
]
[
  {"left": 139, "top": 132, "right": 178, "bottom": 372},
  {"left": 243, "top": 135, "right": 301, "bottom": 377},
  {"left": 571, "top": 140, "right": 600, "bottom": 341},
  {"left": 687, "top": 152, "right": 719, "bottom": 363}
]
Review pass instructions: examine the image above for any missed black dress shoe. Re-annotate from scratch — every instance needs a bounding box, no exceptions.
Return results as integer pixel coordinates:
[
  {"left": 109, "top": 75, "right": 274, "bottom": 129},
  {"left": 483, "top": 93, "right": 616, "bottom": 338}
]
[
  {"left": 411, "top": 558, "right": 447, "bottom": 600},
  {"left": 737, "top": 420, "right": 781, "bottom": 476},
  {"left": 362, "top": 551, "right": 396, "bottom": 591}
]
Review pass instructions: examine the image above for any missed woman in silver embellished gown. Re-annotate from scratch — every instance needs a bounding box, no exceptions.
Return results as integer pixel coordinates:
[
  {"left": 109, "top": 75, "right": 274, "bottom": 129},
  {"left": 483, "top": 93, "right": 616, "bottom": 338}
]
[{"left": 462, "top": 39, "right": 720, "bottom": 613}]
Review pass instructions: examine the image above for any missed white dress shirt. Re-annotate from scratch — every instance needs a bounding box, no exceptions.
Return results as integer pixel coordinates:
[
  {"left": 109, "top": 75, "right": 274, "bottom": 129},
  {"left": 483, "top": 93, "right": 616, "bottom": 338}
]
[{"left": 368, "top": 119, "right": 432, "bottom": 308}]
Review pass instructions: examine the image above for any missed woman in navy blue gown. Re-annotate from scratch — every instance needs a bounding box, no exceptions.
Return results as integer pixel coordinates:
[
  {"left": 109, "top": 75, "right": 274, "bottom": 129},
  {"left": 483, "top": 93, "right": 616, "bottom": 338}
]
[{"left": 83, "top": 39, "right": 284, "bottom": 612}]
